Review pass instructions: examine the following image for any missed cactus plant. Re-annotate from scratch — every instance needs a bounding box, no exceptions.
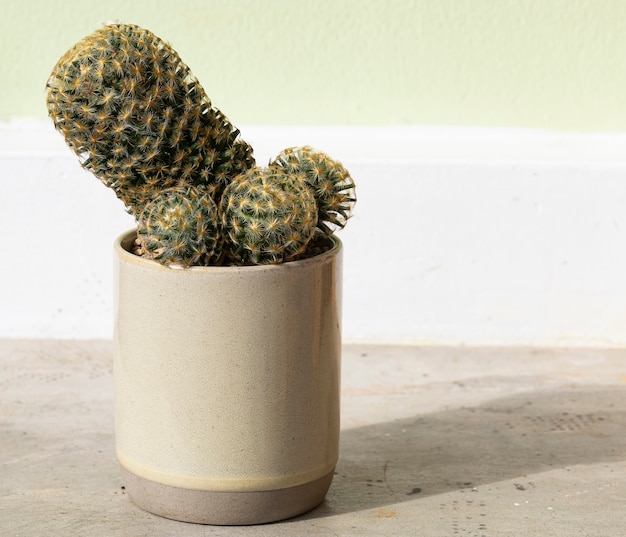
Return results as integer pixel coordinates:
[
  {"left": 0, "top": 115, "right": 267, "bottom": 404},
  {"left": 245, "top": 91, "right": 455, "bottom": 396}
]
[
  {"left": 220, "top": 166, "right": 318, "bottom": 265},
  {"left": 45, "top": 23, "right": 255, "bottom": 215},
  {"left": 271, "top": 146, "right": 356, "bottom": 236},
  {"left": 45, "top": 23, "right": 355, "bottom": 267},
  {"left": 136, "top": 186, "right": 222, "bottom": 267}
]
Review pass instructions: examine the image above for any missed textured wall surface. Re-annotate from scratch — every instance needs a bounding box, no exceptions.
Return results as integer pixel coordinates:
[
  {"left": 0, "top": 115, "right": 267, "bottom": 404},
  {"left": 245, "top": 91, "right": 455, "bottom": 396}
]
[
  {"left": 5, "top": 1, "right": 626, "bottom": 345},
  {"left": 5, "top": 0, "right": 626, "bottom": 130}
]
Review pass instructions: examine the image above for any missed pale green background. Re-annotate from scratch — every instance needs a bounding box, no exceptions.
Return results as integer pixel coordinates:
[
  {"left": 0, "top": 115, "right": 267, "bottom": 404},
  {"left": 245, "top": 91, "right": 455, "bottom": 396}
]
[{"left": 4, "top": 0, "right": 626, "bottom": 130}]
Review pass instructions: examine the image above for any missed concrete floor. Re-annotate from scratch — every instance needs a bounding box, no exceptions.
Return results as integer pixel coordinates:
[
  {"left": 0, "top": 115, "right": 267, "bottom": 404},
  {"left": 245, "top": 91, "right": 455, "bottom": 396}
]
[{"left": 1, "top": 340, "right": 625, "bottom": 536}]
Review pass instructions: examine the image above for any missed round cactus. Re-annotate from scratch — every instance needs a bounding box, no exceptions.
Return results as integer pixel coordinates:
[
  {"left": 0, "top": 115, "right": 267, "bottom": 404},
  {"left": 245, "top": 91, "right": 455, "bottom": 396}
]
[
  {"left": 271, "top": 146, "right": 356, "bottom": 236},
  {"left": 45, "top": 23, "right": 255, "bottom": 215},
  {"left": 136, "top": 186, "right": 222, "bottom": 267},
  {"left": 220, "top": 167, "right": 318, "bottom": 265}
]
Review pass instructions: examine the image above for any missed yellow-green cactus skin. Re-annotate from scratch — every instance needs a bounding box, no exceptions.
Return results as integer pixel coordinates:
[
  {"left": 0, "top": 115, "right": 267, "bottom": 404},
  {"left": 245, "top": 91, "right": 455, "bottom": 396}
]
[
  {"left": 220, "top": 167, "right": 318, "bottom": 265},
  {"left": 271, "top": 146, "right": 356, "bottom": 236},
  {"left": 136, "top": 186, "right": 222, "bottom": 267}
]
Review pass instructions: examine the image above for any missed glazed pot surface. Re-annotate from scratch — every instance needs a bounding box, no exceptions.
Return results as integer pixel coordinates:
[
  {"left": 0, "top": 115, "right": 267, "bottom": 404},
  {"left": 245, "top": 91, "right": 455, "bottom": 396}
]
[{"left": 113, "top": 230, "right": 342, "bottom": 524}]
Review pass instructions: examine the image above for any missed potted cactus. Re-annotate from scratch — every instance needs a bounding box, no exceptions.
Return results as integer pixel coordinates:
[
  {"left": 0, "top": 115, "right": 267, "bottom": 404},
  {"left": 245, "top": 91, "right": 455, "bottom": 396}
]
[{"left": 45, "top": 23, "right": 355, "bottom": 525}]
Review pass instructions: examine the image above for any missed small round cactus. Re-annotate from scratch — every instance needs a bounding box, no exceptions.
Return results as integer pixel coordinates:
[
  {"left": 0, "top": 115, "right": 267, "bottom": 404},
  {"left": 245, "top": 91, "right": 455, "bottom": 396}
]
[
  {"left": 136, "top": 186, "right": 222, "bottom": 267},
  {"left": 45, "top": 23, "right": 255, "bottom": 215},
  {"left": 220, "top": 167, "right": 318, "bottom": 265},
  {"left": 271, "top": 146, "right": 356, "bottom": 236}
]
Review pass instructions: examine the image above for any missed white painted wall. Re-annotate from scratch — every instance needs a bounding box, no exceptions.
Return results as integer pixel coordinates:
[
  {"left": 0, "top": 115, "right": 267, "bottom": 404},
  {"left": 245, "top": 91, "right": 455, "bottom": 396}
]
[{"left": 3, "top": 121, "right": 626, "bottom": 346}]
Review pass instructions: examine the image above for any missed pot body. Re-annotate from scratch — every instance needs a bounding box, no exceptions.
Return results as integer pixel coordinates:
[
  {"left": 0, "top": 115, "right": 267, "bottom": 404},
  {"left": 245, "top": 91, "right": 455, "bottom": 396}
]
[{"left": 113, "top": 230, "right": 342, "bottom": 525}]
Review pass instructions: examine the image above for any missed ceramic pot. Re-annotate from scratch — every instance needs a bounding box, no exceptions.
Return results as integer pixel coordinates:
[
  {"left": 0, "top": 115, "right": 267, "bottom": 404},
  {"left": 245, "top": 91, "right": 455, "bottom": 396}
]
[{"left": 113, "top": 230, "right": 342, "bottom": 525}]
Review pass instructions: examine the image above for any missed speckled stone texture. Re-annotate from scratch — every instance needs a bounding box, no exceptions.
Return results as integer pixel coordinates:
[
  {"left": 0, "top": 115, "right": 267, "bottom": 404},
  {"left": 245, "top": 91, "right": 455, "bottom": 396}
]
[{"left": 2, "top": 341, "right": 626, "bottom": 535}]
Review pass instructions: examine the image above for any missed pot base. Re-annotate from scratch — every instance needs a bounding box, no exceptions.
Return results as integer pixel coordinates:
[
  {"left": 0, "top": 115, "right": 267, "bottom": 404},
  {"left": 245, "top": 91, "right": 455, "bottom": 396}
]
[{"left": 120, "top": 466, "right": 334, "bottom": 525}]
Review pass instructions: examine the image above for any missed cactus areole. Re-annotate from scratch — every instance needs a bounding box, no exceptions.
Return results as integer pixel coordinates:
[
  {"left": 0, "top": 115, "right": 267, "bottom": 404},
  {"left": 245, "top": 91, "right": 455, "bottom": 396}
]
[{"left": 46, "top": 23, "right": 356, "bottom": 267}]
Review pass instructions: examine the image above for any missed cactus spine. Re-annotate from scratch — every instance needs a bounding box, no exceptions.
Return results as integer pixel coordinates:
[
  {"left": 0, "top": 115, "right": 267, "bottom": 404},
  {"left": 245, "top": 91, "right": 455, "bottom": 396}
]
[
  {"left": 136, "top": 186, "right": 222, "bottom": 267},
  {"left": 45, "top": 23, "right": 255, "bottom": 216},
  {"left": 220, "top": 167, "right": 318, "bottom": 265},
  {"left": 271, "top": 146, "right": 356, "bottom": 236}
]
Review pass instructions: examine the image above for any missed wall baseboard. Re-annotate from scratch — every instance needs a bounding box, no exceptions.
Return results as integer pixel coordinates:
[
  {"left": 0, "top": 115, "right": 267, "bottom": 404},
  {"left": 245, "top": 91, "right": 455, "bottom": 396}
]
[{"left": 3, "top": 121, "right": 626, "bottom": 346}]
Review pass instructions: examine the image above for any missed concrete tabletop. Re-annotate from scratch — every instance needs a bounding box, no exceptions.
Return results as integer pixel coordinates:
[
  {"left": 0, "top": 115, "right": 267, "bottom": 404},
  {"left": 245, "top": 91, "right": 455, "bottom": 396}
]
[{"left": 2, "top": 340, "right": 625, "bottom": 536}]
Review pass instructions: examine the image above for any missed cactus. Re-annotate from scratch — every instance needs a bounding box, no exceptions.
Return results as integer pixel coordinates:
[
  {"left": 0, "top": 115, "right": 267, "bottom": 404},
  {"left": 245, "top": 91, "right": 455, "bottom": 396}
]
[
  {"left": 220, "top": 167, "right": 318, "bottom": 265},
  {"left": 45, "top": 23, "right": 255, "bottom": 215},
  {"left": 136, "top": 186, "right": 222, "bottom": 267},
  {"left": 271, "top": 146, "right": 356, "bottom": 236},
  {"left": 45, "top": 23, "right": 356, "bottom": 267}
]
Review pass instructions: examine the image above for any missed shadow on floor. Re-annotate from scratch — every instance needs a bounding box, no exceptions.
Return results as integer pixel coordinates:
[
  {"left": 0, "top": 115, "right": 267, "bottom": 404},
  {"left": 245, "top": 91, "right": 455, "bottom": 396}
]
[{"left": 299, "top": 384, "right": 626, "bottom": 519}]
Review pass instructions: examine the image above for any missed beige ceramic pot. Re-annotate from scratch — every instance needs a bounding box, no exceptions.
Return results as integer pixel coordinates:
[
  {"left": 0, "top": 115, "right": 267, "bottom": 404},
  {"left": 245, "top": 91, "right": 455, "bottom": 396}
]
[{"left": 113, "top": 230, "right": 342, "bottom": 525}]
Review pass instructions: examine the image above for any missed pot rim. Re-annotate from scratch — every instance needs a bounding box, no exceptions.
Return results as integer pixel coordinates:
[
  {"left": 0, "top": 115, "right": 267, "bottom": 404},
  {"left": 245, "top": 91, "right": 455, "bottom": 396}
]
[{"left": 114, "top": 228, "right": 342, "bottom": 274}]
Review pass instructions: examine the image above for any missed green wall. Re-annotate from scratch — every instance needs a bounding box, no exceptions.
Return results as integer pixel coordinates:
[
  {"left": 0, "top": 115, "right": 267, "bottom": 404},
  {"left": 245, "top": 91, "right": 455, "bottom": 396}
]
[{"left": 4, "top": 0, "right": 626, "bottom": 130}]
